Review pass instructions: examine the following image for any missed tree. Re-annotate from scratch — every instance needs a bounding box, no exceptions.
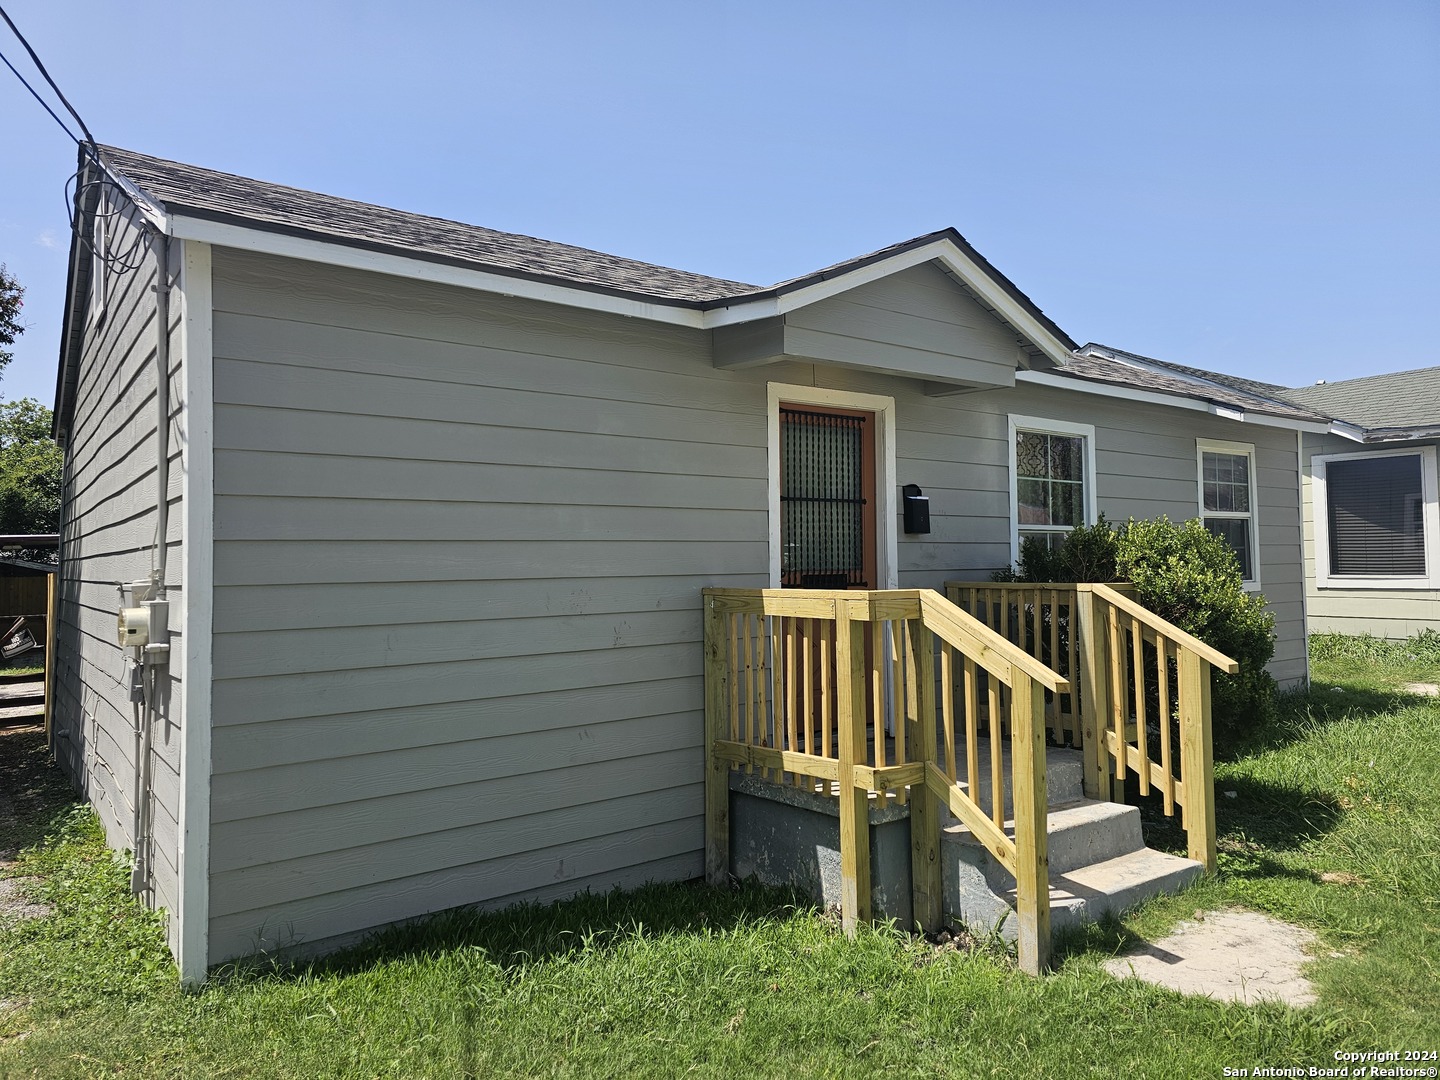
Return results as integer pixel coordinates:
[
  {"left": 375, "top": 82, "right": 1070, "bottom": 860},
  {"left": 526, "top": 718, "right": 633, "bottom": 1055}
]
[
  {"left": 0, "top": 398, "right": 62, "bottom": 561},
  {"left": 0, "top": 264, "right": 23, "bottom": 377}
]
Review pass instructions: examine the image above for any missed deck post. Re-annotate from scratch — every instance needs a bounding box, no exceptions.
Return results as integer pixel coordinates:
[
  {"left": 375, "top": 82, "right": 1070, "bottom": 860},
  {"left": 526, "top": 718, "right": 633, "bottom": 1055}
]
[
  {"left": 1010, "top": 669, "right": 1051, "bottom": 975},
  {"left": 1074, "top": 586, "right": 1108, "bottom": 801},
  {"left": 906, "top": 618, "right": 941, "bottom": 934},
  {"left": 702, "top": 594, "right": 731, "bottom": 886},
  {"left": 835, "top": 600, "right": 871, "bottom": 934},
  {"left": 1178, "top": 651, "right": 1218, "bottom": 872}
]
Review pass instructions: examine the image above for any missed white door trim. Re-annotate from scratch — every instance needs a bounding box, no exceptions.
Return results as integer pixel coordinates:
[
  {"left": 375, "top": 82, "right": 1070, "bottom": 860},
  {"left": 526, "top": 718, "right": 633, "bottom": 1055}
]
[{"left": 766, "top": 383, "right": 898, "bottom": 589}]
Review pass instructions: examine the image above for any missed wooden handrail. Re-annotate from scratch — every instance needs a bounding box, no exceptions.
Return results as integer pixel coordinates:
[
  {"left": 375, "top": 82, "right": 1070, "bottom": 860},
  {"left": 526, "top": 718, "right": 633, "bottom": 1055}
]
[
  {"left": 1083, "top": 583, "right": 1239, "bottom": 673},
  {"left": 919, "top": 591, "right": 1070, "bottom": 694},
  {"left": 703, "top": 586, "right": 1073, "bottom": 976}
]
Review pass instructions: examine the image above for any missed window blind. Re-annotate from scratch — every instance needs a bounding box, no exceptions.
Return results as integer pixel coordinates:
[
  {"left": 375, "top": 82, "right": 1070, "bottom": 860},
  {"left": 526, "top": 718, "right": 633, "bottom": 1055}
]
[{"left": 1327, "top": 455, "right": 1425, "bottom": 576}]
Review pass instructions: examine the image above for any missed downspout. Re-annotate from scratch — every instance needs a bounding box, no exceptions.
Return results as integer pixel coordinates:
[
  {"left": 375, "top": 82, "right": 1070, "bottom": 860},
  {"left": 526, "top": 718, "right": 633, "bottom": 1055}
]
[
  {"left": 1297, "top": 429, "right": 1312, "bottom": 687},
  {"left": 130, "top": 230, "right": 171, "bottom": 896}
]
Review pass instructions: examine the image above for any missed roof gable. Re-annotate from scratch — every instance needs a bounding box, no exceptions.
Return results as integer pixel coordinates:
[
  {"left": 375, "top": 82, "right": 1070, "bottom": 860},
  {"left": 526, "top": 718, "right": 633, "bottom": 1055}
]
[{"left": 94, "top": 146, "right": 1077, "bottom": 363}]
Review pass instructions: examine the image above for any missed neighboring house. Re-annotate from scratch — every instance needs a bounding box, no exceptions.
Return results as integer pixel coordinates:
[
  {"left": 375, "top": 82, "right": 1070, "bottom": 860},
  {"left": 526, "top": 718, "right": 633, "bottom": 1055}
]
[
  {"left": 1284, "top": 369, "right": 1440, "bottom": 639},
  {"left": 51, "top": 145, "right": 1330, "bottom": 981}
]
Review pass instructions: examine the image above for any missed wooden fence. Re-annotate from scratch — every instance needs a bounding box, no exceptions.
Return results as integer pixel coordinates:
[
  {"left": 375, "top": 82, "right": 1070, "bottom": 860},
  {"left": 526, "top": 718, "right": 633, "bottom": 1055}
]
[
  {"left": 703, "top": 587, "right": 1069, "bottom": 975},
  {"left": 945, "top": 580, "right": 1236, "bottom": 869}
]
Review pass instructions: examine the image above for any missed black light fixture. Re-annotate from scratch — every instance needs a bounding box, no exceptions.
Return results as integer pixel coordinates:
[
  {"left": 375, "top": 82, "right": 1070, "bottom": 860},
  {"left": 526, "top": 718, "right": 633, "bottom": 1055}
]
[{"left": 902, "top": 484, "right": 930, "bottom": 534}]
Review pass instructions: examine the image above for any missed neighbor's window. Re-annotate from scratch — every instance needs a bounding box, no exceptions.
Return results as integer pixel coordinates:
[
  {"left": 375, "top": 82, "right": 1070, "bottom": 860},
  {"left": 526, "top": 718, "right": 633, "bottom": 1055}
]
[
  {"left": 1325, "top": 453, "right": 1426, "bottom": 577},
  {"left": 1012, "top": 417, "right": 1093, "bottom": 558},
  {"left": 1198, "top": 441, "right": 1257, "bottom": 583}
]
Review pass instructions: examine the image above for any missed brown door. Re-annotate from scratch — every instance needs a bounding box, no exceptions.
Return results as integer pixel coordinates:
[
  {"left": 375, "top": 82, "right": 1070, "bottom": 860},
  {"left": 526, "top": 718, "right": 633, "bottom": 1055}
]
[{"left": 778, "top": 404, "right": 878, "bottom": 589}]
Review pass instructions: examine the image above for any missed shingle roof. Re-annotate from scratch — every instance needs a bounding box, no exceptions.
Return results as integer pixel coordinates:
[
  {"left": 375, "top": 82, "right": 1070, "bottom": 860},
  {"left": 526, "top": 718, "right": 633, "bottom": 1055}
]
[
  {"left": 1054, "top": 344, "right": 1332, "bottom": 424},
  {"left": 95, "top": 146, "right": 1077, "bottom": 350},
  {"left": 98, "top": 145, "right": 759, "bottom": 304},
  {"left": 1282, "top": 367, "right": 1440, "bottom": 431}
]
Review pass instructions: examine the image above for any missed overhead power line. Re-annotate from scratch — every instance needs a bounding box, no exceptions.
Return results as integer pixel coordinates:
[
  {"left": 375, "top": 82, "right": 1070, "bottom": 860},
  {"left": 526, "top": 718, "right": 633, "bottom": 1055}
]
[{"left": 0, "top": 4, "right": 95, "bottom": 144}]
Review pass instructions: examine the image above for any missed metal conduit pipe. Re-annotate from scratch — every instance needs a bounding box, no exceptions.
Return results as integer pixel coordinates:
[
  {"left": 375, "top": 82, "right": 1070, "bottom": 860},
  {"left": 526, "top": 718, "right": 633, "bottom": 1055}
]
[{"left": 129, "top": 229, "right": 170, "bottom": 897}]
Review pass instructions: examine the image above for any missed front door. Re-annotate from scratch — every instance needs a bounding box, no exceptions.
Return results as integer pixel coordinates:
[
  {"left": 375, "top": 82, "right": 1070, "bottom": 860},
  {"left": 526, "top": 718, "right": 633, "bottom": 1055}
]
[{"left": 778, "top": 403, "right": 878, "bottom": 590}]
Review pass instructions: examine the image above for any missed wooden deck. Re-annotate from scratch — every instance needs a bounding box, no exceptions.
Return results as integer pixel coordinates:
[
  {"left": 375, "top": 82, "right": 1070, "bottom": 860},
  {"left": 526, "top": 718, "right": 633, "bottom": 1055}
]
[{"left": 702, "top": 585, "right": 1236, "bottom": 975}]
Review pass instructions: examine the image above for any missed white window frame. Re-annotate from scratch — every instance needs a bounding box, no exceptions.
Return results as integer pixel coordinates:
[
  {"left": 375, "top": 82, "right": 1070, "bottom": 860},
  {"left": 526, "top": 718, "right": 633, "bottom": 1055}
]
[
  {"left": 86, "top": 210, "right": 107, "bottom": 330},
  {"left": 1196, "top": 438, "right": 1261, "bottom": 589},
  {"left": 1312, "top": 445, "right": 1440, "bottom": 589},
  {"left": 767, "top": 383, "right": 898, "bottom": 589},
  {"left": 1008, "top": 414, "right": 1096, "bottom": 567}
]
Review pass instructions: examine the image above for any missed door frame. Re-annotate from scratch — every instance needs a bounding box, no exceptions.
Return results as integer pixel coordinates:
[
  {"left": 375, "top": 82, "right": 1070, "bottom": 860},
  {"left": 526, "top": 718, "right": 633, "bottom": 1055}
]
[{"left": 767, "top": 382, "right": 897, "bottom": 590}]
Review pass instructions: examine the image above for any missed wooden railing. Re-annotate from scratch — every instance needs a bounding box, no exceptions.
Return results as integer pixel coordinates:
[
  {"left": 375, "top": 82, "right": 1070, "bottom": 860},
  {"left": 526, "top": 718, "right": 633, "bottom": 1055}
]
[
  {"left": 1076, "top": 583, "right": 1237, "bottom": 870},
  {"left": 945, "top": 579, "right": 1235, "bottom": 870},
  {"left": 702, "top": 587, "right": 1069, "bottom": 975}
]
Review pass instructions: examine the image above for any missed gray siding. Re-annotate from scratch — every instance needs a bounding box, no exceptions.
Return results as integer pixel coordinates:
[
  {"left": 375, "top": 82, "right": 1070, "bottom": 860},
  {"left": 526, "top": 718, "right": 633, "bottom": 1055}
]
[
  {"left": 205, "top": 250, "right": 759, "bottom": 960},
  {"left": 810, "top": 368, "right": 1308, "bottom": 686},
  {"left": 206, "top": 249, "right": 1308, "bottom": 961},
  {"left": 1301, "top": 432, "right": 1440, "bottom": 638},
  {"left": 53, "top": 198, "right": 185, "bottom": 955},
  {"left": 781, "top": 262, "right": 1021, "bottom": 387}
]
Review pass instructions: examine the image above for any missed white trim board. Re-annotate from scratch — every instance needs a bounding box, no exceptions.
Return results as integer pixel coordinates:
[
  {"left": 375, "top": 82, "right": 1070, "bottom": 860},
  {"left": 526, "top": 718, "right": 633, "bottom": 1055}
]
[
  {"left": 176, "top": 239, "right": 214, "bottom": 986},
  {"left": 1007, "top": 414, "right": 1097, "bottom": 568},
  {"left": 766, "top": 383, "right": 898, "bottom": 590},
  {"left": 1197, "top": 438, "right": 1261, "bottom": 589},
  {"left": 167, "top": 215, "right": 1075, "bottom": 364},
  {"left": 1016, "top": 370, "right": 1335, "bottom": 435},
  {"left": 1311, "top": 444, "right": 1440, "bottom": 590}
]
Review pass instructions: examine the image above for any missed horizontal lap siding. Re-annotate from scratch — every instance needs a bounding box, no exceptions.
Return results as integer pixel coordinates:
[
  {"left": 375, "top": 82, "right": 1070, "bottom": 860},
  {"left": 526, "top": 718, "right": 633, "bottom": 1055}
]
[
  {"left": 206, "top": 251, "right": 765, "bottom": 960},
  {"left": 205, "top": 249, "right": 1311, "bottom": 959},
  {"left": 53, "top": 201, "right": 185, "bottom": 954},
  {"left": 1302, "top": 433, "right": 1440, "bottom": 638},
  {"left": 816, "top": 367, "right": 1306, "bottom": 685}
]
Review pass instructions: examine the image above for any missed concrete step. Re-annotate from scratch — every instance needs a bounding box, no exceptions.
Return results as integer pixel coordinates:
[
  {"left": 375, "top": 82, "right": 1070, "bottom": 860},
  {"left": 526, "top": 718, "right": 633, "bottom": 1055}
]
[
  {"left": 938, "top": 744, "right": 1085, "bottom": 816},
  {"left": 943, "top": 797, "right": 1146, "bottom": 875},
  {"left": 944, "top": 829, "right": 1203, "bottom": 943}
]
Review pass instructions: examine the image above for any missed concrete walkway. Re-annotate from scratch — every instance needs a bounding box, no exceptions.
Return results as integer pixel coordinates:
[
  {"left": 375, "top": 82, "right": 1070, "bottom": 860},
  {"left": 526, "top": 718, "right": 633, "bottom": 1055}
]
[{"left": 1104, "top": 910, "right": 1318, "bottom": 1006}]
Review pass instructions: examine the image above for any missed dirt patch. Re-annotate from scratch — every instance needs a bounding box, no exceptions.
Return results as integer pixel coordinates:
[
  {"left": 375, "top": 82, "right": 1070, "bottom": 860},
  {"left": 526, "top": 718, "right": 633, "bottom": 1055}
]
[
  {"left": 0, "top": 877, "right": 52, "bottom": 923},
  {"left": 1402, "top": 682, "right": 1440, "bottom": 698},
  {"left": 1104, "top": 910, "right": 1317, "bottom": 1006}
]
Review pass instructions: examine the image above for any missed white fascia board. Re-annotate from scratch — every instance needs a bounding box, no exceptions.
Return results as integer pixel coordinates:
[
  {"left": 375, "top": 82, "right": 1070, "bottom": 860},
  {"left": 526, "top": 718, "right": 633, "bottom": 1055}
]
[
  {"left": 168, "top": 217, "right": 1076, "bottom": 367},
  {"left": 1326, "top": 422, "right": 1368, "bottom": 443},
  {"left": 168, "top": 214, "right": 710, "bottom": 328},
  {"left": 1016, "top": 370, "right": 1332, "bottom": 434},
  {"left": 706, "top": 239, "right": 1077, "bottom": 366}
]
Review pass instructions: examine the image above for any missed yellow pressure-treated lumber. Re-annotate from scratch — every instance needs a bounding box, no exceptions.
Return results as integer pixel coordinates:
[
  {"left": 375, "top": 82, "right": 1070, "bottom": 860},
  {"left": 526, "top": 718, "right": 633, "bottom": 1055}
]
[
  {"left": 1075, "top": 586, "right": 1108, "bottom": 800},
  {"left": 1179, "top": 650, "right": 1218, "bottom": 871},
  {"left": 1091, "top": 583, "right": 1238, "bottom": 672},
  {"left": 924, "top": 763, "right": 1017, "bottom": 876},
  {"left": 835, "top": 608, "right": 871, "bottom": 933},
  {"left": 906, "top": 619, "right": 941, "bottom": 933},
  {"left": 712, "top": 741, "right": 842, "bottom": 783},
  {"left": 1010, "top": 670, "right": 1052, "bottom": 976},
  {"left": 703, "top": 596, "right": 731, "bottom": 885},
  {"left": 918, "top": 592, "right": 1069, "bottom": 693}
]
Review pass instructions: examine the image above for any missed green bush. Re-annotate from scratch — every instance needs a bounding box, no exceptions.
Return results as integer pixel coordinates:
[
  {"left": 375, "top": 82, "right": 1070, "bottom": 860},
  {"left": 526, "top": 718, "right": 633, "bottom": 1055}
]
[
  {"left": 1114, "top": 517, "right": 1276, "bottom": 747},
  {"left": 998, "top": 515, "right": 1277, "bottom": 750}
]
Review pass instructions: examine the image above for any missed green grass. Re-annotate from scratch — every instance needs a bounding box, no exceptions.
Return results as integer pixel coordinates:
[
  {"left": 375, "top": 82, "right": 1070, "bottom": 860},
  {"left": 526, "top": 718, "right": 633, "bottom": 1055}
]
[{"left": 2, "top": 636, "right": 1438, "bottom": 1078}]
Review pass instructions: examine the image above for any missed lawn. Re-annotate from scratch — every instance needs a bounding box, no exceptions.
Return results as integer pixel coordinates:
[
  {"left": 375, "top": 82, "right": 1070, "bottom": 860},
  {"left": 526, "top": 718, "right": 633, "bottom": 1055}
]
[{"left": 1, "top": 635, "right": 1437, "bottom": 1078}]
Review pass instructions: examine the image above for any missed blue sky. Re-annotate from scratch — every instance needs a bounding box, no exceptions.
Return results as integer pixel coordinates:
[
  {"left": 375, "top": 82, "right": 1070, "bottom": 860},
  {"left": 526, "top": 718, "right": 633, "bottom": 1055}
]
[{"left": 1, "top": 1, "right": 1436, "bottom": 407}]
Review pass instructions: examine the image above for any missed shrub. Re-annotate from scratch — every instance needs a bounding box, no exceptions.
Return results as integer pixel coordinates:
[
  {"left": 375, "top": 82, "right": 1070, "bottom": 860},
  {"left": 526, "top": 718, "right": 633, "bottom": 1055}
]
[
  {"left": 1114, "top": 517, "right": 1276, "bottom": 747},
  {"left": 998, "top": 515, "right": 1277, "bottom": 750}
]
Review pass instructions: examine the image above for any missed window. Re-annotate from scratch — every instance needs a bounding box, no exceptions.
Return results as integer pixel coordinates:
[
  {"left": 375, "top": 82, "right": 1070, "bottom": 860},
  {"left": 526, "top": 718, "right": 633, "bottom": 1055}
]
[
  {"left": 1314, "top": 447, "right": 1440, "bottom": 588},
  {"left": 1009, "top": 416, "right": 1095, "bottom": 562},
  {"left": 1197, "top": 440, "right": 1258, "bottom": 584}
]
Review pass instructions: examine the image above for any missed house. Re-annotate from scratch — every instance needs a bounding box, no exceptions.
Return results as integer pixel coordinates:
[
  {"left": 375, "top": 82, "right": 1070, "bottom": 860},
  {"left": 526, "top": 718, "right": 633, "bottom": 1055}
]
[
  {"left": 1283, "top": 369, "right": 1440, "bottom": 639},
  {"left": 51, "top": 145, "right": 1329, "bottom": 981}
]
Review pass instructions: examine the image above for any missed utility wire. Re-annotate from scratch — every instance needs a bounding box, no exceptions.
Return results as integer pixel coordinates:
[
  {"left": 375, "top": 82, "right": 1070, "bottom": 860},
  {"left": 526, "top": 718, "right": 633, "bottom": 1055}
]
[
  {"left": 0, "top": 5, "right": 153, "bottom": 278},
  {"left": 0, "top": 44, "right": 80, "bottom": 144},
  {"left": 0, "top": 4, "right": 95, "bottom": 144}
]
